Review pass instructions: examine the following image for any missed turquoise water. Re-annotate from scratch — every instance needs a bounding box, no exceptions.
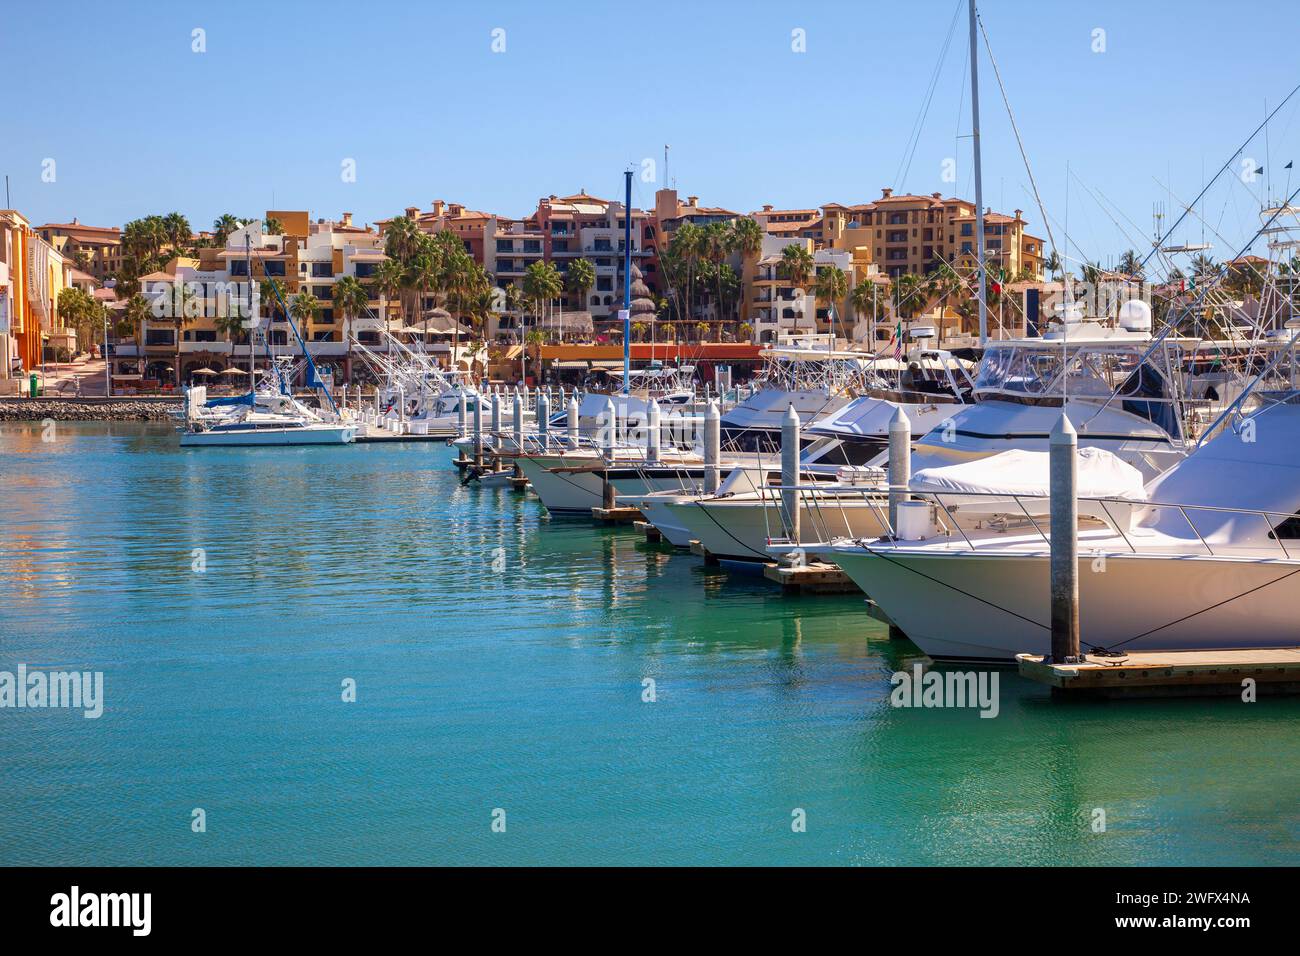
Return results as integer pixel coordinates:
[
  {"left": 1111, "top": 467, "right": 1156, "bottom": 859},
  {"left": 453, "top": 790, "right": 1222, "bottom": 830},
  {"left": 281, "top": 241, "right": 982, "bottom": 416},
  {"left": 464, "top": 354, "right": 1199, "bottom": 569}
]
[{"left": 0, "top": 421, "right": 1296, "bottom": 866}]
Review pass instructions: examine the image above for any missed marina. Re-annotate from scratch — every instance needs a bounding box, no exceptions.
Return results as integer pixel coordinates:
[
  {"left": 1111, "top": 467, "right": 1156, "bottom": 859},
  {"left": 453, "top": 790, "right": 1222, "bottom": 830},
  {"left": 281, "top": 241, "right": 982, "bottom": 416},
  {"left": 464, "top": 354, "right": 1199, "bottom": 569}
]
[
  {"left": 4, "top": 0, "right": 1299, "bottom": 897},
  {"left": 2, "top": 420, "right": 1297, "bottom": 867}
]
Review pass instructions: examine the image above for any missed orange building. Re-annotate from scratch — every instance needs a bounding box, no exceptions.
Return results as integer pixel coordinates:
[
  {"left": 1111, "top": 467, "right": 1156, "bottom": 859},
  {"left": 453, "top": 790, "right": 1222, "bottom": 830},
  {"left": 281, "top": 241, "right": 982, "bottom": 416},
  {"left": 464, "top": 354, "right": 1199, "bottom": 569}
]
[{"left": 1, "top": 210, "right": 63, "bottom": 387}]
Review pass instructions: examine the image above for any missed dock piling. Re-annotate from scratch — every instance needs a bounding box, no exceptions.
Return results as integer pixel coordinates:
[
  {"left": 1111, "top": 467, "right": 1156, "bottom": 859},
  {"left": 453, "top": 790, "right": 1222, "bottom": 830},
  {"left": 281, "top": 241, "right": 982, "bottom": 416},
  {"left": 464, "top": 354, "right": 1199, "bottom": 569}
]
[
  {"left": 647, "top": 399, "right": 661, "bottom": 462},
  {"left": 704, "top": 400, "right": 721, "bottom": 495},
  {"left": 536, "top": 391, "right": 549, "bottom": 451},
  {"left": 1049, "top": 413, "right": 1082, "bottom": 663},
  {"left": 888, "top": 406, "right": 911, "bottom": 535},
  {"left": 513, "top": 390, "right": 524, "bottom": 454},
  {"left": 472, "top": 392, "right": 484, "bottom": 467},
  {"left": 781, "top": 404, "right": 800, "bottom": 546}
]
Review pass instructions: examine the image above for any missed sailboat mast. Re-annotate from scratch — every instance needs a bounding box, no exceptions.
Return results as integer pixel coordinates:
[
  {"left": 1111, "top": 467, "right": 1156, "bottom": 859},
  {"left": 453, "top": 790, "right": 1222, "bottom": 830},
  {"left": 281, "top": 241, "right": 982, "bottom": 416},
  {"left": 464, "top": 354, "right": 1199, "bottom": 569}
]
[
  {"left": 622, "top": 168, "right": 632, "bottom": 396},
  {"left": 968, "top": 0, "right": 988, "bottom": 347}
]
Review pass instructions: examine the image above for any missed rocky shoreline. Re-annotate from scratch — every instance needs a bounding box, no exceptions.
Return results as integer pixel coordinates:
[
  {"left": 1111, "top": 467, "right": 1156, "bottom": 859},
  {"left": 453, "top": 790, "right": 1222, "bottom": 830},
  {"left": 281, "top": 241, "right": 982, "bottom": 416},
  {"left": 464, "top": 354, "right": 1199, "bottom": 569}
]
[{"left": 0, "top": 399, "right": 182, "bottom": 422}]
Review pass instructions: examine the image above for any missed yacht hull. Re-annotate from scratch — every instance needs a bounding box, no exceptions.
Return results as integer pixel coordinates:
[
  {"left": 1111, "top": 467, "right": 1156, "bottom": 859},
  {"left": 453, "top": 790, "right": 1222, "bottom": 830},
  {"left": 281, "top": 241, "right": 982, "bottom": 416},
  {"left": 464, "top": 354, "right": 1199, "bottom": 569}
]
[
  {"left": 665, "top": 496, "right": 889, "bottom": 561},
  {"left": 180, "top": 425, "right": 356, "bottom": 447},
  {"left": 829, "top": 544, "right": 1300, "bottom": 661}
]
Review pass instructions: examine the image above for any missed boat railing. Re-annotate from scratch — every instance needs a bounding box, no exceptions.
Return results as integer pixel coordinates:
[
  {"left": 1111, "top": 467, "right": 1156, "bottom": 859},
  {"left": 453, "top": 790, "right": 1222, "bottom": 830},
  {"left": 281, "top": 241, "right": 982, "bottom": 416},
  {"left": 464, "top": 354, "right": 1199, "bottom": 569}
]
[{"left": 764, "top": 483, "right": 1300, "bottom": 562}]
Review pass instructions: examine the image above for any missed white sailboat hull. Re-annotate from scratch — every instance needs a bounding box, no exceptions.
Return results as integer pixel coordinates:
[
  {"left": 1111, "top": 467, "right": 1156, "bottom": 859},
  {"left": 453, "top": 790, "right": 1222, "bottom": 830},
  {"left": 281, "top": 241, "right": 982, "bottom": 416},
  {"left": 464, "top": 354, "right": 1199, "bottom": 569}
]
[{"left": 180, "top": 425, "right": 357, "bottom": 447}]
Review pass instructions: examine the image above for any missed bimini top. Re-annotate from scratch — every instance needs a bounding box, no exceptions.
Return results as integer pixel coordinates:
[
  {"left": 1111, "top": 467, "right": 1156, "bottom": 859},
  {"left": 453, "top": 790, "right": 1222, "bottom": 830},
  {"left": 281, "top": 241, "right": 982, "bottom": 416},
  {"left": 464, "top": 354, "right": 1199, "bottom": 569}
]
[
  {"left": 1141, "top": 399, "right": 1300, "bottom": 543},
  {"left": 910, "top": 446, "right": 1146, "bottom": 501}
]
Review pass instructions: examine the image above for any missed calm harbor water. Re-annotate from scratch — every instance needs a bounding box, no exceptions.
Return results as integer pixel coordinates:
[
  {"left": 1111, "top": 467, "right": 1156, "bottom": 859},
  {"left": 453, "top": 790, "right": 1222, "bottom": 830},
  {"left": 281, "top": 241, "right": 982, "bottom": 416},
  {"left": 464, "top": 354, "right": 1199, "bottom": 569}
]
[{"left": 1, "top": 421, "right": 1296, "bottom": 866}]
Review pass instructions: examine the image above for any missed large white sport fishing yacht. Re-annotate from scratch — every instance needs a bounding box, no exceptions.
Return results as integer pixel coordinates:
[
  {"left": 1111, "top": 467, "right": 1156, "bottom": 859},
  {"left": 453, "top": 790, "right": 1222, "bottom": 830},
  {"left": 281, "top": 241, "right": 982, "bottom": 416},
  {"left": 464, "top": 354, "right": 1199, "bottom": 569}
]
[{"left": 827, "top": 378, "right": 1300, "bottom": 662}]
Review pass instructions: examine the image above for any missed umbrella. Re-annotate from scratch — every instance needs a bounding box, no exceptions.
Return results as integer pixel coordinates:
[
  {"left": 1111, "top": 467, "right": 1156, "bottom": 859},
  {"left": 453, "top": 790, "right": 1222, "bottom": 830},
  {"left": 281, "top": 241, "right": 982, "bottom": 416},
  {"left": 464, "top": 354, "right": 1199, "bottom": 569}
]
[
  {"left": 190, "top": 367, "right": 219, "bottom": 376},
  {"left": 219, "top": 367, "right": 247, "bottom": 376}
]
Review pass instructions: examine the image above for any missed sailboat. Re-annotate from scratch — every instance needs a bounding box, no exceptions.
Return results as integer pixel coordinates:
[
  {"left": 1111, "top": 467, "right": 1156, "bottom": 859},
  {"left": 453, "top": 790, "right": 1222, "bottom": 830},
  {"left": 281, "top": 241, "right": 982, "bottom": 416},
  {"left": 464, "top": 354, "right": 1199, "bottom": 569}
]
[{"left": 181, "top": 233, "right": 356, "bottom": 447}]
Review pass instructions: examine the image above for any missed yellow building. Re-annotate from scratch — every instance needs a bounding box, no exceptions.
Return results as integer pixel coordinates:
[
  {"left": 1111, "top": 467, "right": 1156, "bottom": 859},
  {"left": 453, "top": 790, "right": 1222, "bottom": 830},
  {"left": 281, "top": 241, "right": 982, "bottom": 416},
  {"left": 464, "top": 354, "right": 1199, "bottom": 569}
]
[{"left": 36, "top": 219, "right": 123, "bottom": 281}]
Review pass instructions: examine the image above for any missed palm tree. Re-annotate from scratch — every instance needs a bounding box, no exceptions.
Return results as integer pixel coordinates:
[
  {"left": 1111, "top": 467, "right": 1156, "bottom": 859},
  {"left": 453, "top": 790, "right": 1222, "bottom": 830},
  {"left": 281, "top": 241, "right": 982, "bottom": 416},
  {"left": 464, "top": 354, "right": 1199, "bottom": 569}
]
[
  {"left": 523, "top": 260, "right": 563, "bottom": 340},
  {"left": 813, "top": 265, "right": 848, "bottom": 340},
  {"left": 779, "top": 244, "right": 815, "bottom": 330},
  {"left": 291, "top": 290, "right": 320, "bottom": 328},
  {"left": 702, "top": 221, "right": 731, "bottom": 325},
  {"left": 729, "top": 217, "right": 763, "bottom": 260},
  {"left": 1116, "top": 249, "right": 1144, "bottom": 279},
  {"left": 263, "top": 218, "right": 285, "bottom": 236},
  {"left": 332, "top": 275, "right": 370, "bottom": 345},
  {"left": 1044, "top": 249, "right": 1063, "bottom": 280},
  {"left": 125, "top": 293, "right": 151, "bottom": 377},
  {"left": 851, "top": 279, "right": 882, "bottom": 327},
  {"left": 778, "top": 243, "right": 814, "bottom": 287},
  {"left": 371, "top": 258, "right": 406, "bottom": 326},
  {"left": 213, "top": 214, "right": 242, "bottom": 246},
  {"left": 1189, "top": 253, "right": 1218, "bottom": 286},
  {"left": 566, "top": 258, "right": 596, "bottom": 310},
  {"left": 163, "top": 212, "right": 192, "bottom": 256}
]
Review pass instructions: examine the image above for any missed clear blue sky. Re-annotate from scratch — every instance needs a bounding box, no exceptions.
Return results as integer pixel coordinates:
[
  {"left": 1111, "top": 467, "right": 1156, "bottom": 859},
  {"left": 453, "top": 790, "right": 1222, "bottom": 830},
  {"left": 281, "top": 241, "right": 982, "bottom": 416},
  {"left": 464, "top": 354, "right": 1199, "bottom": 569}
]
[{"left": 4, "top": 0, "right": 1299, "bottom": 271}]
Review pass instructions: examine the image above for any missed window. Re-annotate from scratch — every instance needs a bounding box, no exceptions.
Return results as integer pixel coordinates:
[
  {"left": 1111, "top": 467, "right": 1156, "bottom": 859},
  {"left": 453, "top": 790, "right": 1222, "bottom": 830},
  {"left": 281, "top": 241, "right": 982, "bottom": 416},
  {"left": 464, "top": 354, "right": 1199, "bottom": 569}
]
[
  {"left": 311, "top": 262, "right": 331, "bottom": 277},
  {"left": 523, "top": 240, "right": 541, "bottom": 253},
  {"left": 596, "top": 278, "right": 612, "bottom": 292},
  {"left": 496, "top": 239, "right": 514, "bottom": 252},
  {"left": 230, "top": 261, "right": 249, "bottom": 276},
  {"left": 313, "top": 285, "right": 331, "bottom": 298},
  {"left": 354, "top": 262, "right": 377, "bottom": 278},
  {"left": 264, "top": 261, "right": 286, "bottom": 276},
  {"left": 960, "top": 223, "right": 973, "bottom": 237}
]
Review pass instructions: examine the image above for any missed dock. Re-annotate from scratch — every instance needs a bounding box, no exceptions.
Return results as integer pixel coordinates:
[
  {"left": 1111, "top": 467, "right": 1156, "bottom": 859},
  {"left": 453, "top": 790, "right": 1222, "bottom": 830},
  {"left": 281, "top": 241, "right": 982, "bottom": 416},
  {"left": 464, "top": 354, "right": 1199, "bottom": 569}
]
[
  {"left": 762, "top": 561, "right": 862, "bottom": 595},
  {"left": 591, "top": 505, "right": 643, "bottom": 525},
  {"left": 1016, "top": 648, "right": 1300, "bottom": 698}
]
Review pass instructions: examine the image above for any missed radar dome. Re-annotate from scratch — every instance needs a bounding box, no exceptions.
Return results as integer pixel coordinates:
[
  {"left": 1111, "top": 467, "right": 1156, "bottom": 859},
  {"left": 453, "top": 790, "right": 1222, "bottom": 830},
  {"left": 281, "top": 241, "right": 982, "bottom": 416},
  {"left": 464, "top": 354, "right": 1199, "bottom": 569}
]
[{"left": 1117, "top": 298, "right": 1152, "bottom": 332}]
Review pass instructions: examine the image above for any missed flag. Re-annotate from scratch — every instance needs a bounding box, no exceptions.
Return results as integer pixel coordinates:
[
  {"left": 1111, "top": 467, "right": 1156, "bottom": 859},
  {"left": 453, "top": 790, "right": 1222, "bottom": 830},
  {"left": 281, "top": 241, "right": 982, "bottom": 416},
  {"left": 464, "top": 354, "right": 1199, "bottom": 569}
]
[
  {"left": 1287, "top": 161, "right": 1294, "bottom": 170},
  {"left": 893, "top": 322, "right": 903, "bottom": 360}
]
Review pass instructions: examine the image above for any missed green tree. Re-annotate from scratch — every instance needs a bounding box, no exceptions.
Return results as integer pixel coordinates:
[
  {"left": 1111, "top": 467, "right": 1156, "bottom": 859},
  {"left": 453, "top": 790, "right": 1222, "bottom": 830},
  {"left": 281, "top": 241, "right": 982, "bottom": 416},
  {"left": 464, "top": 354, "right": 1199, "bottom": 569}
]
[
  {"left": 566, "top": 257, "right": 596, "bottom": 309},
  {"left": 813, "top": 265, "right": 848, "bottom": 339}
]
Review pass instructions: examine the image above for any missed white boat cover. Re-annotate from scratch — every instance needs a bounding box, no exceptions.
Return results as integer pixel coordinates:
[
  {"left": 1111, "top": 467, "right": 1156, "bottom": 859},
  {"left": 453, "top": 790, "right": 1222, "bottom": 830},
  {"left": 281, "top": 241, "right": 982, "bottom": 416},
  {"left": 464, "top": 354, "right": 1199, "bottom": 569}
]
[{"left": 909, "top": 447, "right": 1147, "bottom": 500}]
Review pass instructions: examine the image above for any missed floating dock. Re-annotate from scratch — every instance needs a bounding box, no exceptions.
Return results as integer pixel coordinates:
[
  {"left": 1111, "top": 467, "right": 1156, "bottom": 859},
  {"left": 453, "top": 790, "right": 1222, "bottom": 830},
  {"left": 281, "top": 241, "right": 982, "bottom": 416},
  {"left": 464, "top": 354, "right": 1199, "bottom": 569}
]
[
  {"left": 762, "top": 561, "right": 862, "bottom": 595},
  {"left": 1016, "top": 648, "right": 1300, "bottom": 698},
  {"left": 591, "top": 505, "right": 643, "bottom": 525}
]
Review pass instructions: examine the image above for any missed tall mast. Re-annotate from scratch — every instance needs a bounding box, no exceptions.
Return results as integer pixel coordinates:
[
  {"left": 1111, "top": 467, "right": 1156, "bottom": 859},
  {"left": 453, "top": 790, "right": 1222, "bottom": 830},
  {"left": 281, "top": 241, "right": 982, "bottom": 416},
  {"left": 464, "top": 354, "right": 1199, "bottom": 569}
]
[
  {"left": 622, "top": 169, "right": 633, "bottom": 396},
  {"left": 968, "top": 0, "right": 988, "bottom": 346}
]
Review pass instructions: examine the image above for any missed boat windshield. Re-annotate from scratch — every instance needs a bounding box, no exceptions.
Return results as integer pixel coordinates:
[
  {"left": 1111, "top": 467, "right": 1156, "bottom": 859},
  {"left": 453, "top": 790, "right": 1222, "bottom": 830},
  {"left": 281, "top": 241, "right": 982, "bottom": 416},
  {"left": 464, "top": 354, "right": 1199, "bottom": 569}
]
[{"left": 974, "top": 344, "right": 1167, "bottom": 400}]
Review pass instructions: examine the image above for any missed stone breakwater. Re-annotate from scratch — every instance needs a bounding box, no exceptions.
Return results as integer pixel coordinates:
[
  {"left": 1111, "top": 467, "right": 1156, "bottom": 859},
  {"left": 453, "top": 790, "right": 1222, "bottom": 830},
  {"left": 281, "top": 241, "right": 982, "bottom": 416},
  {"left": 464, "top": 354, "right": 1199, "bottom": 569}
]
[{"left": 0, "top": 399, "right": 181, "bottom": 422}]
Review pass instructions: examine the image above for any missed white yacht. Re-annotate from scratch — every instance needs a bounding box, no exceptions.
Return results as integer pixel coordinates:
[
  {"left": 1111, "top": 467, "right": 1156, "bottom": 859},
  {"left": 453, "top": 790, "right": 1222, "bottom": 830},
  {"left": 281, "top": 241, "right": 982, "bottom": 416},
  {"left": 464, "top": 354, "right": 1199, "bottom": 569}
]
[
  {"left": 912, "top": 305, "right": 1196, "bottom": 481},
  {"left": 180, "top": 387, "right": 356, "bottom": 447},
  {"left": 826, "top": 396, "right": 1300, "bottom": 661}
]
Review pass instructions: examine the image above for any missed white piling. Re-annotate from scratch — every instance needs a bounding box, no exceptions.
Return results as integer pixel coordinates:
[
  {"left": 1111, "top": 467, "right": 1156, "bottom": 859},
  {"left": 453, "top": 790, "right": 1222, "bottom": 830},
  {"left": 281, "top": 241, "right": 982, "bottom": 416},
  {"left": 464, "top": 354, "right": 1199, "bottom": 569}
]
[
  {"left": 888, "top": 406, "right": 911, "bottom": 535},
  {"left": 473, "top": 393, "right": 484, "bottom": 466},
  {"left": 781, "top": 404, "right": 800, "bottom": 543},
  {"left": 647, "top": 399, "right": 661, "bottom": 462},
  {"left": 567, "top": 396, "right": 580, "bottom": 448},
  {"left": 491, "top": 390, "right": 502, "bottom": 436},
  {"left": 704, "top": 400, "right": 721, "bottom": 495},
  {"left": 536, "top": 391, "right": 549, "bottom": 451},
  {"left": 458, "top": 390, "right": 467, "bottom": 434},
  {"left": 513, "top": 390, "right": 524, "bottom": 453},
  {"left": 602, "top": 397, "right": 617, "bottom": 459},
  {"left": 1050, "top": 413, "right": 1081, "bottom": 662}
]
